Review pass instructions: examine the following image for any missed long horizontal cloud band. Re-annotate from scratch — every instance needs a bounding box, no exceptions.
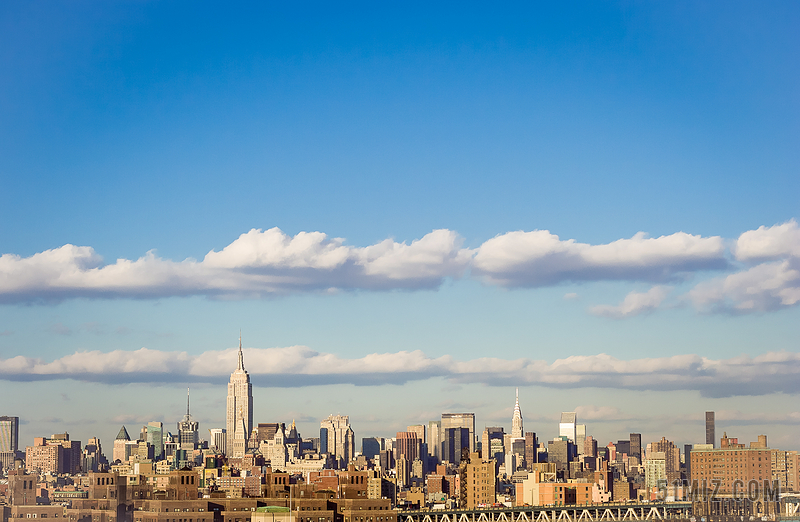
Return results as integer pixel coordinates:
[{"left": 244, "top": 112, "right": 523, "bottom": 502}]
[
  {"left": 1, "top": 346, "right": 799, "bottom": 398},
  {"left": 0, "top": 220, "right": 798, "bottom": 313}
]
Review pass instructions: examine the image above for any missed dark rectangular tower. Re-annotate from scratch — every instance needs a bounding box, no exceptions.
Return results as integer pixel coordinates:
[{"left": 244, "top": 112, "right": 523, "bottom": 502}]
[{"left": 705, "top": 411, "right": 715, "bottom": 447}]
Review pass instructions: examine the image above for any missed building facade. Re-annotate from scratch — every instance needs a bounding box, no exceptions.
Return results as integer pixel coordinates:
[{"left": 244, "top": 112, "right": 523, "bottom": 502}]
[
  {"left": 0, "top": 416, "right": 19, "bottom": 452},
  {"left": 320, "top": 414, "right": 355, "bottom": 468},
  {"left": 226, "top": 334, "right": 253, "bottom": 456}
]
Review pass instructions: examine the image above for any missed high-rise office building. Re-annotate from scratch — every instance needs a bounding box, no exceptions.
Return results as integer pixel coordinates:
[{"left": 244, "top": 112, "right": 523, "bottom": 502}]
[
  {"left": 0, "top": 416, "right": 19, "bottom": 453},
  {"left": 112, "top": 425, "right": 131, "bottom": 463},
  {"left": 320, "top": 414, "right": 355, "bottom": 468},
  {"left": 146, "top": 421, "right": 163, "bottom": 460},
  {"left": 209, "top": 428, "right": 226, "bottom": 454},
  {"left": 705, "top": 412, "right": 715, "bottom": 448},
  {"left": 524, "top": 432, "right": 538, "bottom": 469},
  {"left": 257, "top": 423, "right": 281, "bottom": 443},
  {"left": 406, "top": 425, "right": 428, "bottom": 464},
  {"left": 406, "top": 425, "right": 426, "bottom": 443},
  {"left": 226, "top": 334, "right": 253, "bottom": 455},
  {"left": 362, "top": 437, "right": 382, "bottom": 459},
  {"left": 396, "top": 431, "right": 422, "bottom": 463},
  {"left": 630, "top": 433, "right": 642, "bottom": 460},
  {"left": 441, "top": 413, "right": 474, "bottom": 451},
  {"left": 177, "top": 389, "right": 199, "bottom": 450},
  {"left": 511, "top": 389, "right": 524, "bottom": 439},
  {"left": 576, "top": 424, "right": 586, "bottom": 455},
  {"left": 684, "top": 444, "right": 693, "bottom": 480},
  {"left": 482, "top": 427, "right": 505, "bottom": 463},
  {"left": 584, "top": 435, "right": 598, "bottom": 458},
  {"left": 82, "top": 437, "right": 107, "bottom": 472},
  {"left": 428, "top": 421, "right": 441, "bottom": 462},
  {"left": 442, "top": 427, "right": 471, "bottom": 465},
  {"left": 559, "top": 412, "right": 577, "bottom": 442}
]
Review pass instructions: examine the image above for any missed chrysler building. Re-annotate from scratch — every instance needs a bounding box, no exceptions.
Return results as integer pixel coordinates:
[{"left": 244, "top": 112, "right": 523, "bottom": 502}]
[
  {"left": 226, "top": 333, "right": 253, "bottom": 455},
  {"left": 511, "top": 388, "right": 524, "bottom": 438}
]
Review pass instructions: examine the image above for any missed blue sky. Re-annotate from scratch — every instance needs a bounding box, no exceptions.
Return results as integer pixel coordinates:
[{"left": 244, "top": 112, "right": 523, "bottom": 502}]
[{"left": 1, "top": 2, "right": 799, "bottom": 454}]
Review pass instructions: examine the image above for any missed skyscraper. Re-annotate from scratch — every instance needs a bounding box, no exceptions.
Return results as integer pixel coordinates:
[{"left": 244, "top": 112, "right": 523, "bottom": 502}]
[
  {"left": 559, "top": 412, "right": 577, "bottom": 442},
  {"left": 209, "top": 428, "right": 226, "bottom": 454},
  {"left": 705, "top": 412, "right": 715, "bottom": 448},
  {"left": 0, "top": 416, "right": 19, "bottom": 452},
  {"left": 320, "top": 414, "right": 355, "bottom": 468},
  {"left": 396, "top": 431, "right": 422, "bottom": 463},
  {"left": 630, "top": 433, "right": 642, "bottom": 460},
  {"left": 441, "top": 413, "right": 475, "bottom": 451},
  {"left": 511, "top": 389, "right": 524, "bottom": 439},
  {"left": 524, "top": 432, "right": 538, "bottom": 469},
  {"left": 112, "top": 425, "right": 131, "bottom": 463},
  {"left": 428, "top": 420, "right": 441, "bottom": 462},
  {"left": 482, "top": 427, "right": 505, "bottom": 463},
  {"left": 146, "top": 421, "right": 163, "bottom": 460},
  {"left": 226, "top": 333, "right": 253, "bottom": 455},
  {"left": 576, "top": 424, "right": 586, "bottom": 455},
  {"left": 177, "top": 389, "right": 199, "bottom": 450},
  {"left": 441, "top": 413, "right": 475, "bottom": 465}
]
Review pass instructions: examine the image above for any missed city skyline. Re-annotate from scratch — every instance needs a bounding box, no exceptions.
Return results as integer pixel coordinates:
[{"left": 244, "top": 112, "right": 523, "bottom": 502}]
[{"left": 1, "top": 2, "right": 799, "bottom": 452}]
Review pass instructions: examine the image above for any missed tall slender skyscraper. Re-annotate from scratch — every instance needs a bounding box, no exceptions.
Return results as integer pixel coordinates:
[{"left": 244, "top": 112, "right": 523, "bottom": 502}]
[
  {"left": 705, "top": 412, "right": 715, "bottom": 448},
  {"left": 428, "top": 420, "right": 441, "bottom": 462},
  {"left": 226, "top": 333, "right": 253, "bottom": 455},
  {"left": 511, "top": 389, "right": 524, "bottom": 439},
  {"left": 177, "top": 389, "right": 199, "bottom": 450}
]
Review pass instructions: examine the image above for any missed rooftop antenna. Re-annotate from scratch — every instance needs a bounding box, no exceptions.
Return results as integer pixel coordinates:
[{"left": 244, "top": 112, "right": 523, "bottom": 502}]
[{"left": 237, "top": 329, "right": 245, "bottom": 371}]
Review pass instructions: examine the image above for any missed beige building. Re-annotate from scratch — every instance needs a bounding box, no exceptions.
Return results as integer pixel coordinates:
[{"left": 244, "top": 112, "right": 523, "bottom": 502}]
[
  {"left": 690, "top": 434, "right": 775, "bottom": 494},
  {"left": 227, "top": 335, "right": 253, "bottom": 457},
  {"left": 644, "top": 452, "right": 666, "bottom": 490},
  {"left": 460, "top": 451, "right": 496, "bottom": 509}
]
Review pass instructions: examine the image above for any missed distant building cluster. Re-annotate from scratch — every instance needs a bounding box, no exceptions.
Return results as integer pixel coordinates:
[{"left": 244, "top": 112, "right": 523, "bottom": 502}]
[{"left": 2, "top": 339, "right": 799, "bottom": 522}]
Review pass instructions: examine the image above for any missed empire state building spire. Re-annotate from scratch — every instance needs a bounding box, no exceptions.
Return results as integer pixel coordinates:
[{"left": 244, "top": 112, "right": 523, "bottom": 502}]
[
  {"left": 237, "top": 331, "right": 245, "bottom": 371},
  {"left": 226, "top": 332, "right": 253, "bottom": 457}
]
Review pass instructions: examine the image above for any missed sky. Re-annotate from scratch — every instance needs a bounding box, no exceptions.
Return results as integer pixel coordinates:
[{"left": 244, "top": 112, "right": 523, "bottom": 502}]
[{"left": 1, "top": 1, "right": 799, "bottom": 455}]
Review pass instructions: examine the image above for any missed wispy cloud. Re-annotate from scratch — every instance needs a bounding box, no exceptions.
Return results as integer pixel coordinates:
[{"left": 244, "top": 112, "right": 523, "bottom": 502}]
[
  {"left": 1, "top": 346, "right": 799, "bottom": 398},
  {"left": 574, "top": 405, "right": 634, "bottom": 422},
  {"left": 46, "top": 322, "right": 72, "bottom": 335},
  {"left": 590, "top": 286, "right": 671, "bottom": 318}
]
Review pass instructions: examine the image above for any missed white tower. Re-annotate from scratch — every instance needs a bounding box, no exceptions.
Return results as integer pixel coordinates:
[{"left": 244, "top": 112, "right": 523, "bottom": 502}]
[
  {"left": 511, "top": 388, "right": 524, "bottom": 439},
  {"left": 226, "top": 333, "right": 253, "bottom": 456}
]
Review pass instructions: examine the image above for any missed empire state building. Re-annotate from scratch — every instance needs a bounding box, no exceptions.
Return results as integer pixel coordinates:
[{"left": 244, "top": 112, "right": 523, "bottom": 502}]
[{"left": 226, "top": 334, "right": 253, "bottom": 456}]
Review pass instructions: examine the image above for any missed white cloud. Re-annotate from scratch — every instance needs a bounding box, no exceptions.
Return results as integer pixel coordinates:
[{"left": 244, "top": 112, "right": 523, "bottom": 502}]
[
  {"left": 590, "top": 286, "right": 671, "bottom": 318},
  {"left": 734, "top": 220, "right": 800, "bottom": 262},
  {"left": 203, "top": 229, "right": 351, "bottom": 269},
  {"left": 472, "top": 230, "right": 726, "bottom": 287},
  {"left": 3, "top": 221, "right": 800, "bottom": 314},
  {"left": 0, "top": 228, "right": 470, "bottom": 303},
  {"left": 689, "top": 259, "right": 800, "bottom": 313},
  {"left": 687, "top": 221, "right": 800, "bottom": 314},
  {"left": 2, "top": 346, "right": 799, "bottom": 398}
]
